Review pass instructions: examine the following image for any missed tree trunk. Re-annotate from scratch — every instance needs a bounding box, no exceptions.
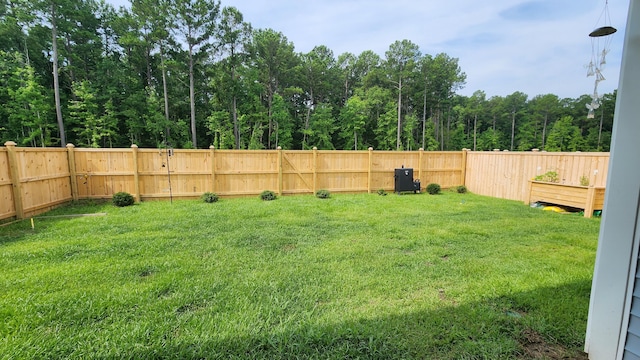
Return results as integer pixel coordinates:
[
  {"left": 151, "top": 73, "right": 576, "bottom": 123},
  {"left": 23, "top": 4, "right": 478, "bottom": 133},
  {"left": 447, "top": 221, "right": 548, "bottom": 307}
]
[
  {"left": 446, "top": 110, "right": 451, "bottom": 149},
  {"left": 146, "top": 46, "right": 152, "bottom": 89},
  {"left": 510, "top": 110, "right": 516, "bottom": 151},
  {"left": 422, "top": 82, "right": 427, "bottom": 149},
  {"left": 396, "top": 75, "right": 402, "bottom": 150},
  {"left": 473, "top": 113, "right": 477, "bottom": 151},
  {"left": 267, "top": 90, "right": 273, "bottom": 149},
  {"left": 232, "top": 59, "right": 239, "bottom": 149},
  {"left": 189, "top": 44, "right": 196, "bottom": 148},
  {"left": 542, "top": 113, "right": 548, "bottom": 150},
  {"left": 344, "top": 77, "right": 349, "bottom": 105},
  {"left": 51, "top": 4, "right": 65, "bottom": 147},
  {"left": 161, "top": 43, "right": 169, "bottom": 121},
  {"left": 440, "top": 110, "right": 444, "bottom": 151},
  {"left": 233, "top": 95, "right": 239, "bottom": 149},
  {"left": 598, "top": 108, "right": 604, "bottom": 150}
]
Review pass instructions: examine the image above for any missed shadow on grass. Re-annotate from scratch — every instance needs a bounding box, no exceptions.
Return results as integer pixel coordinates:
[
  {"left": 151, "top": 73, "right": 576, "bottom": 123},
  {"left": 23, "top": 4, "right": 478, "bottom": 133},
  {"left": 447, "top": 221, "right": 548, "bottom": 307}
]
[
  {"left": 0, "top": 200, "right": 113, "bottom": 245},
  {"left": 115, "top": 281, "right": 591, "bottom": 360}
]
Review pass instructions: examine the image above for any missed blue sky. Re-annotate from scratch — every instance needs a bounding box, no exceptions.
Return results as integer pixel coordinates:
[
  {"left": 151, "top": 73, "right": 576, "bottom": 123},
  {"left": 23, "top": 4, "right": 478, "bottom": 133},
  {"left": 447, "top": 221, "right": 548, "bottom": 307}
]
[{"left": 108, "top": 0, "right": 630, "bottom": 99}]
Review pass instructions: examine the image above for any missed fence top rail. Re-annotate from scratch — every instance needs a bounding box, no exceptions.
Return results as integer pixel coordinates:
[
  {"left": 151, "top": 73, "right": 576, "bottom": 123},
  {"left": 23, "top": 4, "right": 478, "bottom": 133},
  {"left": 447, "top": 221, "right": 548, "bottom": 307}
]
[
  {"left": 0, "top": 145, "right": 610, "bottom": 158},
  {"left": 467, "top": 151, "right": 610, "bottom": 157},
  {"left": 136, "top": 149, "right": 212, "bottom": 154},
  {"left": 4, "top": 147, "right": 69, "bottom": 153},
  {"left": 529, "top": 180, "right": 606, "bottom": 189},
  {"left": 369, "top": 150, "right": 464, "bottom": 155}
]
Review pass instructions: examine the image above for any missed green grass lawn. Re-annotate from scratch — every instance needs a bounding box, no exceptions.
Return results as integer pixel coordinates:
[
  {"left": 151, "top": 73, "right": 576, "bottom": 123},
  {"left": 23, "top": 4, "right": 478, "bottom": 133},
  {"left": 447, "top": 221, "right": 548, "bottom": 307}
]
[{"left": 0, "top": 192, "right": 599, "bottom": 359}]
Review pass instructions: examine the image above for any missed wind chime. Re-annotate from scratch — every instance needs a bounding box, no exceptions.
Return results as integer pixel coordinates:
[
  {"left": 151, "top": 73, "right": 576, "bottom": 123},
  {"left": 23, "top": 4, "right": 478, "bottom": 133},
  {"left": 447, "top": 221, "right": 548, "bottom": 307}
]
[{"left": 586, "top": 0, "right": 617, "bottom": 118}]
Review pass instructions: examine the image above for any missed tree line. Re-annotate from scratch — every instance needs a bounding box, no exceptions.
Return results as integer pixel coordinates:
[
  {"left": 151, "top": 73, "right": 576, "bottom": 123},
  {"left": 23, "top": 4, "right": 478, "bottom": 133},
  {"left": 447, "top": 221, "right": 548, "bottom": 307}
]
[{"left": 0, "top": 0, "right": 615, "bottom": 151}]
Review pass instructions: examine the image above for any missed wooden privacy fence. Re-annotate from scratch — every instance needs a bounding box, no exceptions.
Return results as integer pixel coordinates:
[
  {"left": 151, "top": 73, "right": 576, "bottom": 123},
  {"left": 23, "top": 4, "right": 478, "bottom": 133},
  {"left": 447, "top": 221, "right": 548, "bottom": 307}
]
[
  {"left": 1, "top": 142, "right": 612, "bottom": 221},
  {"left": 464, "top": 150, "right": 610, "bottom": 202},
  {"left": 1, "top": 142, "right": 465, "bottom": 220}
]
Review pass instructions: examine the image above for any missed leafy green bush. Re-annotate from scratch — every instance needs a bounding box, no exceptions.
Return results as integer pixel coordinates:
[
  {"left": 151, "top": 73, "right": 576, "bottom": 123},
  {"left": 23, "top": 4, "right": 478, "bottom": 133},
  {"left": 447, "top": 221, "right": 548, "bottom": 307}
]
[
  {"left": 456, "top": 185, "right": 468, "bottom": 194},
  {"left": 201, "top": 192, "right": 219, "bottom": 203},
  {"left": 112, "top": 192, "right": 135, "bottom": 207},
  {"left": 426, "top": 183, "right": 441, "bottom": 195},
  {"left": 260, "top": 190, "right": 277, "bottom": 201},
  {"left": 315, "top": 189, "right": 330, "bottom": 199},
  {"left": 534, "top": 171, "right": 559, "bottom": 183},
  {"left": 377, "top": 189, "right": 387, "bottom": 196},
  {"left": 580, "top": 175, "right": 590, "bottom": 186}
]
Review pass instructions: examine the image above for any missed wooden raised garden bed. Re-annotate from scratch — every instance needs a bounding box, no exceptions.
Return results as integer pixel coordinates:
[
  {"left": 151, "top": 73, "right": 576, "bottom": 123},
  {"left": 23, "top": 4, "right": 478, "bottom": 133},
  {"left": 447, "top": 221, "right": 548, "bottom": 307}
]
[{"left": 525, "top": 180, "right": 606, "bottom": 218}]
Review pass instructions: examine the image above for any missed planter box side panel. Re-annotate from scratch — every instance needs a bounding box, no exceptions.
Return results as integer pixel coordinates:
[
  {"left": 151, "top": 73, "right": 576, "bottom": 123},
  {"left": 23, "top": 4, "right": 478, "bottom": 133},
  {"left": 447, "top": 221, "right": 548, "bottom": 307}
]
[
  {"left": 593, "top": 188, "right": 606, "bottom": 210},
  {"left": 530, "top": 182, "right": 588, "bottom": 209}
]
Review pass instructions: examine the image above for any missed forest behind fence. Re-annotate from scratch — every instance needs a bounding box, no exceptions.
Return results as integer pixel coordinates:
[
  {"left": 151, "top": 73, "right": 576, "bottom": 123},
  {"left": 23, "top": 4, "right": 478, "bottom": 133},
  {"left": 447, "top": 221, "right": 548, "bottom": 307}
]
[{"left": 1, "top": 141, "right": 610, "bottom": 221}]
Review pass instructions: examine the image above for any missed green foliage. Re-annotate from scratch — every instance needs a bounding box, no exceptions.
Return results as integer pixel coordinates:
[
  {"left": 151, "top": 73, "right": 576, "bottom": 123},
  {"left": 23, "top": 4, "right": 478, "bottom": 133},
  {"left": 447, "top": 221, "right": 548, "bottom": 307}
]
[
  {"left": 69, "top": 81, "right": 107, "bottom": 148},
  {"left": 1, "top": 51, "right": 55, "bottom": 147},
  {"left": 426, "top": 183, "right": 441, "bottom": 195},
  {"left": 315, "top": 189, "right": 331, "bottom": 199},
  {"left": 339, "top": 94, "right": 368, "bottom": 150},
  {"left": 456, "top": 185, "right": 468, "bottom": 194},
  {"left": 112, "top": 192, "right": 135, "bottom": 207},
  {"left": 305, "top": 103, "right": 337, "bottom": 150},
  {"left": 580, "top": 176, "right": 590, "bottom": 186},
  {"left": 546, "top": 116, "right": 584, "bottom": 152},
  {"left": 207, "top": 110, "right": 235, "bottom": 149},
  {"left": 0, "top": 1, "right": 616, "bottom": 151},
  {"left": 377, "top": 188, "right": 388, "bottom": 196},
  {"left": 534, "top": 171, "right": 559, "bottom": 183},
  {"left": 201, "top": 192, "right": 219, "bottom": 203},
  {"left": 260, "top": 190, "right": 277, "bottom": 201}
]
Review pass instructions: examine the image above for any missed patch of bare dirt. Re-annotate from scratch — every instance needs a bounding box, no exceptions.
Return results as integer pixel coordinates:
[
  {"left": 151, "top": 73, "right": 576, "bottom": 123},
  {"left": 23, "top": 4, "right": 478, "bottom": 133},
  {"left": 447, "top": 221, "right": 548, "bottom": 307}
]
[{"left": 519, "top": 329, "right": 588, "bottom": 360}]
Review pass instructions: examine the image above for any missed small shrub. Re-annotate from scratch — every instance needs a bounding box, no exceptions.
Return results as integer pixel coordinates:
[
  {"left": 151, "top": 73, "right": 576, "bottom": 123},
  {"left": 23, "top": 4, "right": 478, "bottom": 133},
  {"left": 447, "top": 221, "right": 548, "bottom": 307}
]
[
  {"left": 580, "top": 175, "right": 590, "bottom": 186},
  {"left": 316, "top": 189, "right": 330, "bottom": 199},
  {"left": 426, "top": 183, "right": 441, "bottom": 195},
  {"left": 377, "top": 189, "right": 387, "bottom": 196},
  {"left": 456, "top": 185, "right": 468, "bottom": 194},
  {"left": 260, "top": 190, "right": 277, "bottom": 201},
  {"left": 112, "top": 192, "right": 135, "bottom": 207},
  {"left": 201, "top": 192, "right": 219, "bottom": 203},
  {"left": 534, "top": 171, "right": 559, "bottom": 183}
]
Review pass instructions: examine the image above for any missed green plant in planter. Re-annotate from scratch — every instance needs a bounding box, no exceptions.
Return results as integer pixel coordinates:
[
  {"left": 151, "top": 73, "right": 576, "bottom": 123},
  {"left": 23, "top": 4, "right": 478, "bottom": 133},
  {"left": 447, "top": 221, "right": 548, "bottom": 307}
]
[
  {"left": 315, "top": 189, "right": 330, "bottom": 199},
  {"left": 201, "top": 192, "right": 219, "bottom": 203},
  {"left": 260, "top": 190, "right": 277, "bottom": 201},
  {"left": 580, "top": 175, "right": 590, "bottom": 186},
  {"left": 534, "top": 171, "right": 559, "bottom": 183},
  {"left": 426, "top": 183, "right": 441, "bottom": 195},
  {"left": 112, "top": 192, "right": 135, "bottom": 207}
]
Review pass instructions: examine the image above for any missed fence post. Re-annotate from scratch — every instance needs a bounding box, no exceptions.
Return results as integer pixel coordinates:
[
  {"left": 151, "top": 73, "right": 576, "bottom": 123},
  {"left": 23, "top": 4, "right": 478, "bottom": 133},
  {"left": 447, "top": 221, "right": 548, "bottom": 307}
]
[
  {"left": 277, "top": 146, "right": 283, "bottom": 196},
  {"left": 210, "top": 145, "right": 216, "bottom": 193},
  {"left": 312, "top": 147, "right": 318, "bottom": 194},
  {"left": 131, "top": 144, "right": 141, "bottom": 202},
  {"left": 66, "top": 143, "right": 78, "bottom": 201},
  {"left": 368, "top": 147, "right": 373, "bottom": 194},
  {"left": 5, "top": 141, "right": 24, "bottom": 219},
  {"left": 461, "top": 149, "right": 468, "bottom": 186}
]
